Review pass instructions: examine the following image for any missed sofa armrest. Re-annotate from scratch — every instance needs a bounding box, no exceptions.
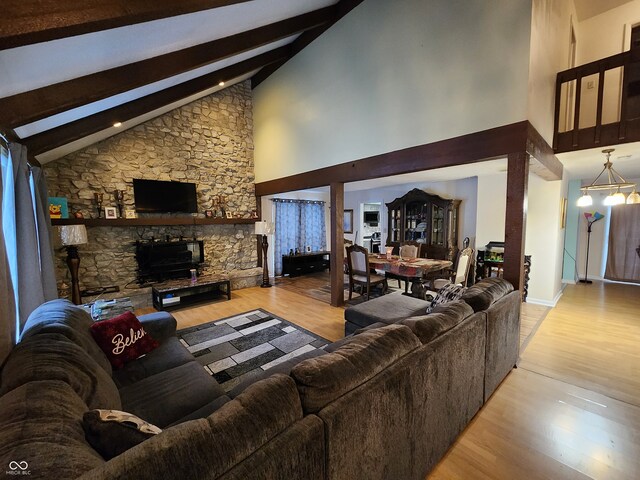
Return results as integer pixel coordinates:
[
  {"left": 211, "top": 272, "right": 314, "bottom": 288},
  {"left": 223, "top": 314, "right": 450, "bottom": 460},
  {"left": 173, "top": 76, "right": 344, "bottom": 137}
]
[{"left": 138, "top": 312, "right": 177, "bottom": 341}]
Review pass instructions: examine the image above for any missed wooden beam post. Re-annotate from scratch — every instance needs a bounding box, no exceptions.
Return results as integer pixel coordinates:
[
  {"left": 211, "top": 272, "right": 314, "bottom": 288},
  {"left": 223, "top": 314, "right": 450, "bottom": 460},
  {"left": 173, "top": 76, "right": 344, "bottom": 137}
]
[
  {"left": 330, "top": 182, "right": 345, "bottom": 307},
  {"left": 503, "top": 152, "right": 529, "bottom": 294}
]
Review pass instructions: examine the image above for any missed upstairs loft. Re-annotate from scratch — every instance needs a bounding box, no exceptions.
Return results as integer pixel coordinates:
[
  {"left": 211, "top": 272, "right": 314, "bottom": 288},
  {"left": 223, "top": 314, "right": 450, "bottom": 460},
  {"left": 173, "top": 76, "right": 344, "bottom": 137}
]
[{"left": 554, "top": 26, "right": 640, "bottom": 153}]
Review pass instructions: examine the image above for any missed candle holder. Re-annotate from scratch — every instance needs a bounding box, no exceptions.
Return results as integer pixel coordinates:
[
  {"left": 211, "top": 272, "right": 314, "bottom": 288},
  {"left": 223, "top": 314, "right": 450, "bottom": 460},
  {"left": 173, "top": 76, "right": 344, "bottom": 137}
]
[
  {"left": 94, "top": 193, "right": 104, "bottom": 218},
  {"left": 114, "top": 190, "right": 125, "bottom": 218}
]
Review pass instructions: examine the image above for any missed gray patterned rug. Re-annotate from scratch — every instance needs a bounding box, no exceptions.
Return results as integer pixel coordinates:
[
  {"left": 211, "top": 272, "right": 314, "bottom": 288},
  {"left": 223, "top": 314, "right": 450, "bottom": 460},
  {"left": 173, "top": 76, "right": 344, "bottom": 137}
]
[{"left": 177, "top": 309, "right": 330, "bottom": 392}]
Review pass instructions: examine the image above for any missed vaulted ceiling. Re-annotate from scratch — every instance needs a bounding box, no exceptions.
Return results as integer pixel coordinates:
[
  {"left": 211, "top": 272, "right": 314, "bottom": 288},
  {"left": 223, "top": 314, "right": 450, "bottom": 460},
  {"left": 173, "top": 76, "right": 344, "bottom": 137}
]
[{"left": 0, "top": 0, "right": 363, "bottom": 163}]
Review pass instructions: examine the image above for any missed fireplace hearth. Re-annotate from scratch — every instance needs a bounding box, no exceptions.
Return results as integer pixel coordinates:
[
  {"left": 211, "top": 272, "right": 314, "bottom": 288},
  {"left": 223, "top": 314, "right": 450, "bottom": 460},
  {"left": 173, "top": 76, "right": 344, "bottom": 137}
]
[{"left": 135, "top": 239, "right": 205, "bottom": 284}]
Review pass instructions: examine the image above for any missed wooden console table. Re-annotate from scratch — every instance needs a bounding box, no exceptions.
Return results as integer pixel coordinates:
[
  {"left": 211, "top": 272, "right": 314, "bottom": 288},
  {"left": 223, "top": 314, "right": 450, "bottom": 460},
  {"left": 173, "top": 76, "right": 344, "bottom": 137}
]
[
  {"left": 282, "top": 251, "right": 330, "bottom": 277},
  {"left": 152, "top": 274, "right": 231, "bottom": 310}
]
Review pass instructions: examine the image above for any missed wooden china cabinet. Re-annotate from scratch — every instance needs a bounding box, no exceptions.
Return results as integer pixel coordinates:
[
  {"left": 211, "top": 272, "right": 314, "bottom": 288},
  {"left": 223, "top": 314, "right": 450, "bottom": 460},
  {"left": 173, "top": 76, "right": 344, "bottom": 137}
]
[{"left": 385, "top": 188, "right": 461, "bottom": 261}]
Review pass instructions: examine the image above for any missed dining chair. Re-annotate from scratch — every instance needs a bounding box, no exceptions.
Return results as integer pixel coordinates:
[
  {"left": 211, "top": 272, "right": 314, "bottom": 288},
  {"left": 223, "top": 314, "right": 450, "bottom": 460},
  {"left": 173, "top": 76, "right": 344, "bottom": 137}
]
[
  {"left": 428, "top": 247, "right": 474, "bottom": 291},
  {"left": 346, "top": 244, "right": 387, "bottom": 301},
  {"left": 386, "top": 243, "right": 419, "bottom": 292}
]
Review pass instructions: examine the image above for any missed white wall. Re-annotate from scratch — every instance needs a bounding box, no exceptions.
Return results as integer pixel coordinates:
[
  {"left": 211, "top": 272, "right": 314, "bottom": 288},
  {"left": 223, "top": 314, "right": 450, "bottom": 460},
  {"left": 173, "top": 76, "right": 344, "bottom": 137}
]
[
  {"left": 527, "top": 0, "right": 578, "bottom": 144},
  {"left": 476, "top": 171, "right": 568, "bottom": 305},
  {"left": 344, "top": 178, "right": 478, "bottom": 250},
  {"left": 254, "top": 0, "right": 533, "bottom": 182},
  {"left": 576, "top": 1, "right": 640, "bottom": 128},
  {"left": 260, "top": 190, "right": 331, "bottom": 277}
]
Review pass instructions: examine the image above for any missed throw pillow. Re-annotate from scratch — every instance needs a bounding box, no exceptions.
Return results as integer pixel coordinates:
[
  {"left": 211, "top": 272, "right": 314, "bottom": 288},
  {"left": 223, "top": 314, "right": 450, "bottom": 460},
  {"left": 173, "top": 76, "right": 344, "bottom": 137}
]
[
  {"left": 426, "top": 283, "right": 466, "bottom": 314},
  {"left": 83, "top": 409, "right": 161, "bottom": 459},
  {"left": 90, "top": 311, "right": 159, "bottom": 369}
]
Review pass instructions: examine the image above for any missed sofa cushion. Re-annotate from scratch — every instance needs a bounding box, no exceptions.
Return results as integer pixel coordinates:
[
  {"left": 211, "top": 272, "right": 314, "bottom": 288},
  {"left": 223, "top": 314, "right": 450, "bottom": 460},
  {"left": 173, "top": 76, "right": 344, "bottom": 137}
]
[
  {"left": 400, "top": 300, "right": 474, "bottom": 344},
  {"left": 461, "top": 277, "right": 514, "bottom": 312},
  {"left": 119, "top": 361, "right": 225, "bottom": 428},
  {"left": 112, "top": 336, "right": 194, "bottom": 388},
  {"left": 291, "top": 325, "right": 420, "bottom": 413},
  {"left": 137, "top": 311, "right": 177, "bottom": 342},
  {"left": 344, "top": 291, "right": 428, "bottom": 328},
  {"left": 167, "top": 395, "right": 231, "bottom": 426},
  {"left": 90, "top": 312, "right": 159, "bottom": 369},
  {"left": 427, "top": 283, "right": 466, "bottom": 313},
  {"left": 77, "top": 375, "right": 311, "bottom": 480},
  {"left": 20, "top": 298, "right": 112, "bottom": 374},
  {"left": 83, "top": 409, "right": 161, "bottom": 460},
  {"left": 0, "top": 380, "right": 104, "bottom": 480},
  {"left": 0, "top": 333, "right": 121, "bottom": 410}
]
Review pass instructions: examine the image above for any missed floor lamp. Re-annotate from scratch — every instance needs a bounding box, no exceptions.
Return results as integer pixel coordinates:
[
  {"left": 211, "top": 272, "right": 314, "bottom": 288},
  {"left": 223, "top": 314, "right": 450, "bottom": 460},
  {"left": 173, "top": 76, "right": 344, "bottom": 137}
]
[
  {"left": 59, "top": 225, "right": 88, "bottom": 304},
  {"left": 579, "top": 211, "right": 604, "bottom": 284},
  {"left": 255, "top": 221, "right": 274, "bottom": 288}
]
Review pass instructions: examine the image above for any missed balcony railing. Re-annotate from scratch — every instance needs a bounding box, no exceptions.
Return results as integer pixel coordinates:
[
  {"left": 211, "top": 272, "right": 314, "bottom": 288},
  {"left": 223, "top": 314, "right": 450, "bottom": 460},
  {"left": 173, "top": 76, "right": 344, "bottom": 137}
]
[{"left": 553, "top": 50, "right": 640, "bottom": 152}]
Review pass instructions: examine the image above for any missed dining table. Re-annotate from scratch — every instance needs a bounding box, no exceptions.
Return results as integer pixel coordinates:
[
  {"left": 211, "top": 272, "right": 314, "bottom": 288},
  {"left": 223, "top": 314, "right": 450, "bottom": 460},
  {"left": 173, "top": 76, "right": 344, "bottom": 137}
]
[{"left": 368, "top": 254, "right": 452, "bottom": 293}]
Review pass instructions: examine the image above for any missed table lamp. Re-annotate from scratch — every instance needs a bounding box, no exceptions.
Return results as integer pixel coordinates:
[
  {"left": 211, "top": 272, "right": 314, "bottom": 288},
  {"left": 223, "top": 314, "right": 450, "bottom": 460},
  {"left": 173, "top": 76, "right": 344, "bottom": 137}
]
[
  {"left": 255, "top": 221, "right": 274, "bottom": 288},
  {"left": 59, "top": 225, "right": 88, "bottom": 304}
]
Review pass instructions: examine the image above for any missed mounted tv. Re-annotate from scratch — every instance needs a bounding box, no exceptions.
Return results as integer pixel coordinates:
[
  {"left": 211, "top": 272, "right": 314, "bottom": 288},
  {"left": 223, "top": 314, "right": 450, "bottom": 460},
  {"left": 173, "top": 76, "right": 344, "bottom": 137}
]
[{"left": 133, "top": 179, "right": 198, "bottom": 213}]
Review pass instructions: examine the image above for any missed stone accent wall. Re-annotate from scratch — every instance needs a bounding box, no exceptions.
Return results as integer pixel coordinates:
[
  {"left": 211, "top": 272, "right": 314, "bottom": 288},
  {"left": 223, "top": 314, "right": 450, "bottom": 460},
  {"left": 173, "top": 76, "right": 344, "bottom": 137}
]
[{"left": 44, "top": 81, "right": 260, "bottom": 305}]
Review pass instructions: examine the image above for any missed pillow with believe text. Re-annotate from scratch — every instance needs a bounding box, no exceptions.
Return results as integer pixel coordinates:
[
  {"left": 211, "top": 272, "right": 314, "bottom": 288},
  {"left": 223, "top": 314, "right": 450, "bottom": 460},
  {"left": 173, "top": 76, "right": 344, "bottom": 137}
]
[{"left": 90, "top": 312, "right": 158, "bottom": 369}]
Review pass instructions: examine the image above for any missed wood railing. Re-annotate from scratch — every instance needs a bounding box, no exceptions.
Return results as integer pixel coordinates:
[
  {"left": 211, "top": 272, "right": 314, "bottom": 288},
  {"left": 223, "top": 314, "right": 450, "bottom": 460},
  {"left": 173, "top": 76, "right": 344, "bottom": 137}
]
[{"left": 553, "top": 51, "right": 640, "bottom": 152}]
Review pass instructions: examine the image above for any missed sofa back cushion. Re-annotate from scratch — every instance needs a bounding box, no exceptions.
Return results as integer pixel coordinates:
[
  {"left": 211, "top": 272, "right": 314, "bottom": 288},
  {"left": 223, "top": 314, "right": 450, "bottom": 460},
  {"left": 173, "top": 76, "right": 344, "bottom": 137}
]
[
  {"left": 291, "top": 325, "right": 420, "bottom": 414},
  {"left": 461, "top": 278, "right": 514, "bottom": 312},
  {"left": 400, "top": 300, "right": 474, "bottom": 344},
  {"left": 0, "top": 333, "right": 121, "bottom": 410},
  {"left": 78, "top": 374, "right": 325, "bottom": 480},
  {"left": 21, "top": 299, "right": 112, "bottom": 374},
  {"left": 0, "top": 380, "right": 104, "bottom": 479}
]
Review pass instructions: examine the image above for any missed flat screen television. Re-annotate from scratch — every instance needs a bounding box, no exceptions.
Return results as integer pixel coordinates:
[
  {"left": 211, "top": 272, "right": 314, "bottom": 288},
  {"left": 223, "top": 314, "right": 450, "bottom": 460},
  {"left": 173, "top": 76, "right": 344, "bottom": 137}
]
[
  {"left": 133, "top": 179, "right": 198, "bottom": 213},
  {"left": 364, "top": 211, "right": 379, "bottom": 224}
]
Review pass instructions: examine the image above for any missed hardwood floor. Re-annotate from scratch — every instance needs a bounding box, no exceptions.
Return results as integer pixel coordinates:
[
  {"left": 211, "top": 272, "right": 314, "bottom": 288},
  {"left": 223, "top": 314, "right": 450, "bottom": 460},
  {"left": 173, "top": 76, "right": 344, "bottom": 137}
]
[{"left": 144, "top": 279, "right": 640, "bottom": 479}]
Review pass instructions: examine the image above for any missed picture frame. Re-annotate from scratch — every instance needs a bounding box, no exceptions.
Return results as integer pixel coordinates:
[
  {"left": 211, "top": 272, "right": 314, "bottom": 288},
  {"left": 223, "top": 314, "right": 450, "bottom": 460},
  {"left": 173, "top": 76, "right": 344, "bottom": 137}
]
[
  {"left": 343, "top": 209, "right": 353, "bottom": 234},
  {"left": 205, "top": 210, "right": 213, "bottom": 218},
  {"left": 105, "top": 207, "right": 118, "bottom": 219},
  {"left": 125, "top": 209, "right": 137, "bottom": 219},
  {"left": 225, "top": 211, "right": 233, "bottom": 219},
  {"left": 48, "top": 197, "right": 69, "bottom": 219},
  {"left": 560, "top": 197, "right": 568, "bottom": 229},
  {"left": 306, "top": 245, "right": 312, "bottom": 253}
]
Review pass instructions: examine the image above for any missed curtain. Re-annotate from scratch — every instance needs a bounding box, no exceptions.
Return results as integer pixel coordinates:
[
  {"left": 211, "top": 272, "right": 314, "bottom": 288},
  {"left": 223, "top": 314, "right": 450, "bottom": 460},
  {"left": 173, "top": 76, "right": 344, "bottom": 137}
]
[
  {"left": 605, "top": 204, "right": 640, "bottom": 283},
  {"left": 273, "top": 199, "right": 326, "bottom": 276},
  {"left": 0, "top": 141, "right": 17, "bottom": 363},
  {"left": 10, "top": 143, "right": 58, "bottom": 332}
]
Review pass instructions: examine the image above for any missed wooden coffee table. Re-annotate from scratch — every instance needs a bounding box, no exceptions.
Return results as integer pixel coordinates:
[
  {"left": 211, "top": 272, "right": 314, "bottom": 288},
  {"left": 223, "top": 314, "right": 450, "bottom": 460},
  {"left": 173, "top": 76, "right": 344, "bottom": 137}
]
[{"left": 152, "top": 274, "right": 231, "bottom": 310}]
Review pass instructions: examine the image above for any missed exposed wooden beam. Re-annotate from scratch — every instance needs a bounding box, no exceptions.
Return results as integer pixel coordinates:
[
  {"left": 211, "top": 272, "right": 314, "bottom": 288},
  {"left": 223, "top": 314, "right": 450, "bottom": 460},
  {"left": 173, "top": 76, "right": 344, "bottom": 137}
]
[
  {"left": 330, "top": 182, "right": 345, "bottom": 307},
  {"left": 0, "top": 0, "right": 253, "bottom": 50},
  {"left": 503, "top": 152, "right": 529, "bottom": 294},
  {"left": 255, "top": 122, "right": 529, "bottom": 196},
  {"left": 252, "top": 0, "right": 365, "bottom": 88},
  {"left": 525, "top": 123, "right": 563, "bottom": 181},
  {"left": 22, "top": 48, "right": 289, "bottom": 156},
  {"left": 0, "top": 7, "right": 334, "bottom": 129}
]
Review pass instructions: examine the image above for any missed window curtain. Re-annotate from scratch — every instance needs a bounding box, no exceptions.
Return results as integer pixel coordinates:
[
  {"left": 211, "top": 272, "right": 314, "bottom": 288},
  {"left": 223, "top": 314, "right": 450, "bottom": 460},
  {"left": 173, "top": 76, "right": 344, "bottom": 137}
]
[
  {"left": 273, "top": 199, "right": 326, "bottom": 276},
  {"left": 605, "top": 204, "right": 640, "bottom": 283},
  {"left": 0, "top": 141, "right": 57, "bottom": 361},
  {"left": 0, "top": 141, "right": 17, "bottom": 363}
]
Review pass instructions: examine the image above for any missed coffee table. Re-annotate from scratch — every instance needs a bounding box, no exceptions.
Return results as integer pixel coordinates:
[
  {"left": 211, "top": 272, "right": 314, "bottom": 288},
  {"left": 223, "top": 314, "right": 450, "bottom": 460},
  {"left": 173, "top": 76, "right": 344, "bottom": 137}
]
[
  {"left": 152, "top": 274, "right": 231, "bottom": 310},
  {"left": 81, "top": 297, "right": 134, "bottom": 321}
]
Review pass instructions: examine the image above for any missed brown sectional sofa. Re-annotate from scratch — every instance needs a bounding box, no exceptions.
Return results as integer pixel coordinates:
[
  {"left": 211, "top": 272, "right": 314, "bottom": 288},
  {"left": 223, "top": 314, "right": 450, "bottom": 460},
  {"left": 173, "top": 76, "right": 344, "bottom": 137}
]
[{"left": 0, "top": 277, "right": 519, "bottom": 480}]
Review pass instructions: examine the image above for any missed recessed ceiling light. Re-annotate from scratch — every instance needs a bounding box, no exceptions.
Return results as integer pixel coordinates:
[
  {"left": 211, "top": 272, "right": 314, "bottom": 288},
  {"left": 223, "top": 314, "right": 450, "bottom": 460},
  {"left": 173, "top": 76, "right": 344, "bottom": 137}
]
[
  {"left": 218, "top": 81, "right": 225, "bottom": 87},
  {"left": 113, "top": 122, "right": 122, "bottom": 128}
]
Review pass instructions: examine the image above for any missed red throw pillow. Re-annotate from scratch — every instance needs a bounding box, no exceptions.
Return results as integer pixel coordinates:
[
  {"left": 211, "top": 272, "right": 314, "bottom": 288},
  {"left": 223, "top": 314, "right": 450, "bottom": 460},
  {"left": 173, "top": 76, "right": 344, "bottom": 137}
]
[{"left": 90, "top": 312, "right": 159, "bottom": 369}]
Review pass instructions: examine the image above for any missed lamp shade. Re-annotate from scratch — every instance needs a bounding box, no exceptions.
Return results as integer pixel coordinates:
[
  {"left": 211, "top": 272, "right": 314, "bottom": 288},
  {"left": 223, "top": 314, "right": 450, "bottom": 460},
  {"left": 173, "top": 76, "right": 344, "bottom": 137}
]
[
  {"left": 254, "top": 221, "right": 267, "bottom": 235},
  {"left": 59, "top": 225, "right": 88, "bottom": 246},
  {"left": 627, "top": 189, "right": 640, "bottom": 204},
  {"left": 577, "top": 193, "right": 592, "bottom": 207}
]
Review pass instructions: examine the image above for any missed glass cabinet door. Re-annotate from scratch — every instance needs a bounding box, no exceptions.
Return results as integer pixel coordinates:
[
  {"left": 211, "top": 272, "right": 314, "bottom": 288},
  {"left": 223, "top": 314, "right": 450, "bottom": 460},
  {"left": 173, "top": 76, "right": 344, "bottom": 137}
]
[
  {"left": 431, "top": 205, "right": 445, "bottom": 246},
  {"left": 390, "top": 209, "right": 401, "bottom": 242}
]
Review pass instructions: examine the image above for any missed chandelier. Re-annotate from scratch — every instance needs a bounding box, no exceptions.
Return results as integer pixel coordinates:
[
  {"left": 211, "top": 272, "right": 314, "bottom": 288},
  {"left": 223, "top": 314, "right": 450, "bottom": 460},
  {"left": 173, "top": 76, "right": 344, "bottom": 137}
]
[{"left": 577, "top": 148, "right": 640, "bottom": 206}]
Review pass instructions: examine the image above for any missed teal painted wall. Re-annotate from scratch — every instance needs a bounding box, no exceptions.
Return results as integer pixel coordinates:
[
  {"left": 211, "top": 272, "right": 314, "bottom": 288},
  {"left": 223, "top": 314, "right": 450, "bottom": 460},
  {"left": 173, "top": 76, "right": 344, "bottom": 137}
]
[{"left": 562, "top": 179, "right": 581, "bottom": 282}]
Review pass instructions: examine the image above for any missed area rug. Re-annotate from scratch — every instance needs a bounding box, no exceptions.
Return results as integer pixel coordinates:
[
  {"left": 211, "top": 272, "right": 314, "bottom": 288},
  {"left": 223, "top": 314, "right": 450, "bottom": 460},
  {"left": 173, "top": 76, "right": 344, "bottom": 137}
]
[{"left": 177, "top": 309, "right": 330, "bottom": 392}]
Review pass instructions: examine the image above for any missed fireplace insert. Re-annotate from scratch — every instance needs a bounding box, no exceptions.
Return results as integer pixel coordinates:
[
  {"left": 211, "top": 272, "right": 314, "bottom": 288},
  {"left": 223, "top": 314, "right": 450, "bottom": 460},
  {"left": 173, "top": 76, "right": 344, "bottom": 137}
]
[{"left": 135, "top": 239, "right": 204, "bottom": 284}]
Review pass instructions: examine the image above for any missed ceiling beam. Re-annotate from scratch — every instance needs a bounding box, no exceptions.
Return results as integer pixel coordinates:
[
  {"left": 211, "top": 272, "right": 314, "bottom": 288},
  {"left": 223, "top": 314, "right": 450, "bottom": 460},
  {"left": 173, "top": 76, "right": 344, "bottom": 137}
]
[
  {"left": 22, "top": 47, "right": 290, "bottom": 156},
  {"left": 0, "top": 6, "right": 335, "bottom": 129},
  {"left": 0, "top": 0, "right": 254, "bottom": 50},
  {"left": 252, "top": 0, "right": 365, "bottom": 88}
]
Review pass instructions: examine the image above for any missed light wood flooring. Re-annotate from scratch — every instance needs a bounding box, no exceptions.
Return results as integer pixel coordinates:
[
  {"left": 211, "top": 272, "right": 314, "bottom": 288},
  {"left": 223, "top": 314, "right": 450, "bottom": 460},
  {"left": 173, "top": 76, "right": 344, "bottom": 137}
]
[{"left": 143, "top": 279, "right": 640, "bottom": 479}]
